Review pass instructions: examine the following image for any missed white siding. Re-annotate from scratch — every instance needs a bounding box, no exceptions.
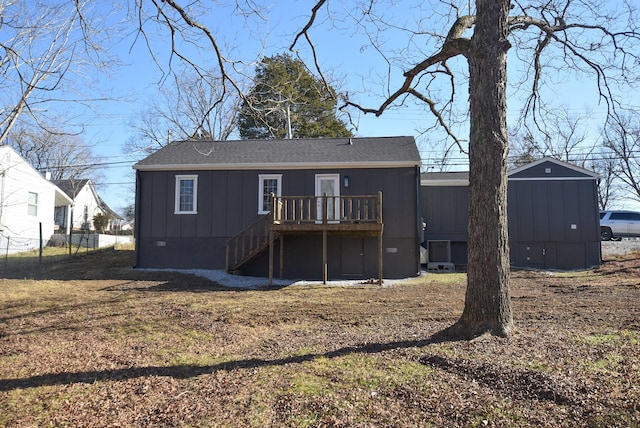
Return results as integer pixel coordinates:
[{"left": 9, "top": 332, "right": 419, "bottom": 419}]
[
  {"left": 70, "top": 183, "right": 105, "bottom": 230},
  {"left": 0, "top": 147, "right": 59, "bottom": 254}
]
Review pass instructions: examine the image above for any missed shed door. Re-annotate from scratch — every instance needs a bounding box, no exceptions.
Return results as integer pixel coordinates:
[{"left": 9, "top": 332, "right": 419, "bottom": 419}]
[{"left": 315, "top": 174, "right": 340, "bottom": 222}]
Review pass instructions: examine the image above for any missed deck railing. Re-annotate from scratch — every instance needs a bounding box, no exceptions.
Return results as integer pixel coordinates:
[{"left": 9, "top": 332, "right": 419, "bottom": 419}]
[{"left": 271, "top": 192, "right": 382, "bottom": 225}]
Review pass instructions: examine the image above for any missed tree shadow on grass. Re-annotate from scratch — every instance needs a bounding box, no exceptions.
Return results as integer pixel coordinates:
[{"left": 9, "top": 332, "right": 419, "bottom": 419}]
[
  {"left": 0, "top": 334, "right": 586, "bottom": 406},
  {"left": 0, "top": 337, "right": 444, "bottom": 392}
]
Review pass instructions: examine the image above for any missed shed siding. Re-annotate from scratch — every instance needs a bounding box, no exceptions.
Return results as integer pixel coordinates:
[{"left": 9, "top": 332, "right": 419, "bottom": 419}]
[
  {"left": 420, "top": 160, "right": 600, "bottom": 270},
  {"left": 508, "top": 179, "right": 600, "bottom": 269}
]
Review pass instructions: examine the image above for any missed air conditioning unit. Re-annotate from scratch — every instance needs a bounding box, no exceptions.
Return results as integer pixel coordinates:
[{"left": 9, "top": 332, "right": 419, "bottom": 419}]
[
  {"left": 428, "top": 240, "right": 451, "bottom": 263},
  {"left": 427, "top": 240, "right": 454, "bottom": 272}
]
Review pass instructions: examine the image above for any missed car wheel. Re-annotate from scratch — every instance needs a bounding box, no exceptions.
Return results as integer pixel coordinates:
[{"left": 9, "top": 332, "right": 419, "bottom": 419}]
[{"left": 601, "top": 227, "right": 613, "bottom": 241}]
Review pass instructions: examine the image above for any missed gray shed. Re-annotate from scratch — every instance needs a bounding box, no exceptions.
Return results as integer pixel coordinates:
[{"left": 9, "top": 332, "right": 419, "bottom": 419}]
[{"left": 420, "top": 157, "right": 601, "bottom": 270}]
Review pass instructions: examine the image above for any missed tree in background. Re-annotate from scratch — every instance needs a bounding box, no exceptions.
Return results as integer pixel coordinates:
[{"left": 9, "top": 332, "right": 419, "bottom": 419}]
[
  {"left": 591, "top": 150, "right": 621, "bottom": 210},
  {"left": 0, "top": 1, "right": 118, "bottom": 145},
  {"left": 238, "top": 54, "right": 352, "bottom": 139},
  {"left": 509, "top": 110, "right": 593, "bottom": 168},
  {"left": 603, "top": 114, "right": 640, "bottom": 204},
  {"left": 125, "top": 68, "right": 240, "bottom": 156},
  {"left": 8, "top": 125, "right": 104, "bottom": 181},
  {"left": 92, "top": 213, "right": 112, "bottom": 234}
]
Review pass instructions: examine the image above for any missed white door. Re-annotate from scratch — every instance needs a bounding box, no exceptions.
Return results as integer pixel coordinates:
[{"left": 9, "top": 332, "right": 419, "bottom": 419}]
[{"left": 316, "top": 174, "right": 340, "bottom": 222}]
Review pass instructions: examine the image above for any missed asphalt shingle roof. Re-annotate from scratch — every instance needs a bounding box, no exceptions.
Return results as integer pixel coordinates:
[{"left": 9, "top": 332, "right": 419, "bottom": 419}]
[
  {"left": 134, "top": 136, "right": 421, "bottom": 170},
  {"left": 52, "top": 179, "right": 90, "bottom": 199}
]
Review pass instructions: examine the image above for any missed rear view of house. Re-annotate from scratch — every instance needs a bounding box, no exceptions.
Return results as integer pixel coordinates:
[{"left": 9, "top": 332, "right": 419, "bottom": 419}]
[{"left": 133, "top": 136, "right": 423, "bottom": 281}]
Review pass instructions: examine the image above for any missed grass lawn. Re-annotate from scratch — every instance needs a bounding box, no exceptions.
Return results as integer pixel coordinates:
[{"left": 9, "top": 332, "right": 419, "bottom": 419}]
[{"left": 0, "top": 247, "right": 639, "bottom": 427}]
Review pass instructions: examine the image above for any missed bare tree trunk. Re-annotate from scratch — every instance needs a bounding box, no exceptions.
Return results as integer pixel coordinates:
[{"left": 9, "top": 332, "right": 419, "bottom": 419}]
[{"left": 453, "top": 0, "right": 513, "bottom": 338}]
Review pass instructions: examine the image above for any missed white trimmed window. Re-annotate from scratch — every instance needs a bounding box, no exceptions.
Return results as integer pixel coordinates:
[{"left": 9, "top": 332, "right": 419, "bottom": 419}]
[
  {"left": 175, "top": 175, "right": 198, "bottom": 214},
  {"left": 258, "top": 174, "right": 282, "bottom": 214},
  {"left": 27, "top": 192, "right": 38, "bottom": 216}
]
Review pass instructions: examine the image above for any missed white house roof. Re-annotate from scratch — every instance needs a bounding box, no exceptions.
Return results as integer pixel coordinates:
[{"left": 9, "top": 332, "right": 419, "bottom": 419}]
[{"left": 0, "top": 146, "right": 73, "bottom": 205}]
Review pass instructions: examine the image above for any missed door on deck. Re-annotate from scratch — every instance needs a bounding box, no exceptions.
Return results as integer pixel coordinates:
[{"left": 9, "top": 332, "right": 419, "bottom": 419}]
[{"left": 315, "top": 174, "right": 340, "bottom": 223}]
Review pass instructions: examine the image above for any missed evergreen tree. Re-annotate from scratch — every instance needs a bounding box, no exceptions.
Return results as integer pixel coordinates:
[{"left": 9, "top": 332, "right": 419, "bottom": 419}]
[{"left": 238, "top": 54, "right": 352, "bottom": 139}]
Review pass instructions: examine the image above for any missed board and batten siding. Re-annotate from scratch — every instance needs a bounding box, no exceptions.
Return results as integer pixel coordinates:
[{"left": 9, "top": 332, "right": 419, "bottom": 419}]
[
  {"left": 419, "top": 158, "right": 601, "bottom": 270},
  {"left": 135, "top": 166, "right": 421, "bottom": 279}
]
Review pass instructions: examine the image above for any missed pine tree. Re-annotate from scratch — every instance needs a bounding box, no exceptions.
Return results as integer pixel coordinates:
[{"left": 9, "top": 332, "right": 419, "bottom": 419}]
[{"left": 238, "top": 53, "right": 352, "bottom": 139}]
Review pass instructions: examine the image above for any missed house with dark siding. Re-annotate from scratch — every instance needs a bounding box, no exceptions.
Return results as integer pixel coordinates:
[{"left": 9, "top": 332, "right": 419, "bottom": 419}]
[
  {"left": 420, "top": 157, "right": 601, "bottom": 270},
  {"left": 133, "top": 136, "right": 423, "bottom": 282}
]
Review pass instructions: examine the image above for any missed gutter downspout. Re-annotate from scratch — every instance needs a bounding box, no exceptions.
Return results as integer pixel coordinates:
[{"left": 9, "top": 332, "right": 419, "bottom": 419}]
[{"left": 134, "top": 170, "right": 141, "bottom": 268}]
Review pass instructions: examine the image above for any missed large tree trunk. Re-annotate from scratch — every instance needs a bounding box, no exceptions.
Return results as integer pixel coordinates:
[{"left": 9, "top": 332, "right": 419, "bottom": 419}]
[{"left": 453, "top": 0, "right": 513, "bottom": 338}]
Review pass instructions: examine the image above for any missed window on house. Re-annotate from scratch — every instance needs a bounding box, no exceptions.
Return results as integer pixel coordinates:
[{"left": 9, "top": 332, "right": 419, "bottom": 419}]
[
  {"left": 27, "top": 192, "right": 38, "bottom": 216},
  {"left": 175, "top": 175, "right": 198, "bottom": 214},
  {"left": 258, "top": 174, "right": 282, "bottom": 214}
]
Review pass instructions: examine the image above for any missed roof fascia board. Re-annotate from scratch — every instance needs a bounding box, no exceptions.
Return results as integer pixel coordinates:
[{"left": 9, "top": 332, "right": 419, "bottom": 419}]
[
  {"left": 134, "top": 161, "right": 421, "bottom": 171},
  {"left": 508, "top": 176, "right": 598, "bottom": 181},
  {"left": 421, "top": 179, "right": 469, "bottom": 186},
  {"left": 420, "top": 175, "right": 598, "bottom": 186}
]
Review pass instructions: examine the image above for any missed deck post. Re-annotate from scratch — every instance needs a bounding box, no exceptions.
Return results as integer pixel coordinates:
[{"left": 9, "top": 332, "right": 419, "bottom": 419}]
[
  {"left": 323, "top": 229, "right": 328, "bottom": 285},
  {"left": 378, "top": 191, "right": 383, "bottom": 285},
  {"left": 268, "top": 229, "right": 274, "bottom": 286},
  {"left": 279, "top": 234, "right": 284, "bottom": 279},
  {"left": 378, "top": 230, "right": 383, "bottom": 286}
]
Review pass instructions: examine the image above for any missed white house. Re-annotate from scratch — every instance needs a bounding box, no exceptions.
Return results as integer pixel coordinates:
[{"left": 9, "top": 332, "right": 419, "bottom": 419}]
[
  {"left": 52, "top": 179, "right": 122, "bottom": 232},
  {"left": 0, "top": 146, "right": 73, "bottom": 254}
]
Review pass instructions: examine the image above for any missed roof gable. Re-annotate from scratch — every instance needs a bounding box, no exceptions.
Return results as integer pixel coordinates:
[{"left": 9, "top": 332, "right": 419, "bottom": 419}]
[
  {"left": 51, "top": 179, "right": 91, "bottom": 199},
  {"left": 0, "top": 146, "right": 73, "bottom": 205},
  {"left": 51, "top": 178, "right": 121, "bottom": 218},
  {"left": 508, "top": 157, "right": 599, "bottom": 180},
  {"left": 134, "top": 136, "right": 422, "bottom": 171}
]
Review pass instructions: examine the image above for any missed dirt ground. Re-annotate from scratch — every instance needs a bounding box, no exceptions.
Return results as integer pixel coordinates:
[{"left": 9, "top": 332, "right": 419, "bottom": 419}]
[{"left": 0, "top": 244, "right": 638, "bottom": 427}]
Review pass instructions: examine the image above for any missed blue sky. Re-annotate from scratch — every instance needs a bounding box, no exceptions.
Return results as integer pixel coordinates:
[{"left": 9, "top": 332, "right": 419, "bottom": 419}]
[{"left": 73, "top": 1, "right": 637, "bottom": 214}]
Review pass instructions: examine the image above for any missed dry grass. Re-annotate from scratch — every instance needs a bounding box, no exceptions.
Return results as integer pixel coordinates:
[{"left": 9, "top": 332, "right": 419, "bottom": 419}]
[{"left": 0, "top": 247, "right": 639, "bottom": 427}]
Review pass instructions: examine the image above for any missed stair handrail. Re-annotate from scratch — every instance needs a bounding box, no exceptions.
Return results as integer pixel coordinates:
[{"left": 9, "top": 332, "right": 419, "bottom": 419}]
[{"left": 225, "top": 214, "right": 272, "bottom": 272}]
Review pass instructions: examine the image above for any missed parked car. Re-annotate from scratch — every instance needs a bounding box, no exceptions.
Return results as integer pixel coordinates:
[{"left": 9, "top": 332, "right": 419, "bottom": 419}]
[{"left": 600, "top": 210, "right": 640, "bottom": 241}]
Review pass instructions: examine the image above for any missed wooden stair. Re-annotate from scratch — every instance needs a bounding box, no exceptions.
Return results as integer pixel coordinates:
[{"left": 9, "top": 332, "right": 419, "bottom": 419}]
[{"left": 225, "top": 215, "right": 279, "bottom": 273}]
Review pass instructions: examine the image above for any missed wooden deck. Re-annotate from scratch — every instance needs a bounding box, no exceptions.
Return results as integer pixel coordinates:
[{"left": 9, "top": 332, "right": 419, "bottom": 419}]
[{"left": 226, "top": 193, "right": 384, "bottom": 285}]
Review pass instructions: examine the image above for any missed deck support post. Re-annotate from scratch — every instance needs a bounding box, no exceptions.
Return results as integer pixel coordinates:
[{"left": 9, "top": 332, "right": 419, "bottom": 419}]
[
  {"left": 268, "top": 229, "right": 274, "bottom": 286},
  {"left": 322, "top": 229, "right": 328, "bottom": 285},
  {"left": 279, "top": 234, "right": 284, "bottom": 279},
  {"left": 378, "top": 231, "right": 383, "bottom": 286},
  {"left": 378, "top": 191, "right": 383, "bottom": 285}
]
